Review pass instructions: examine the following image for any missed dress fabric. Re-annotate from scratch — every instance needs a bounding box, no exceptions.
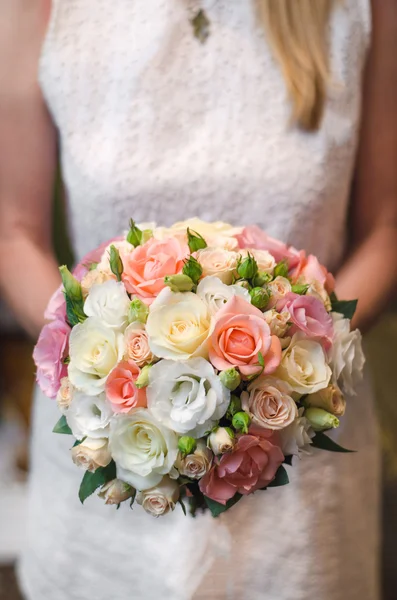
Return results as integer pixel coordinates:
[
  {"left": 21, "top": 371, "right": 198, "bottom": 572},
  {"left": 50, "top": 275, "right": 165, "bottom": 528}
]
[{"left": 18, "top": 1, "right": 380, "bottom": 599}]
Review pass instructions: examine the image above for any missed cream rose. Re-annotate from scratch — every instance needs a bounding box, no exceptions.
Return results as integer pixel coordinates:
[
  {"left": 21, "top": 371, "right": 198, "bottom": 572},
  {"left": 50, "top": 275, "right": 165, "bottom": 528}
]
[
  {"left": 306, "top": 384, "right": 346, "bottom": 416},
  {"left": 98, "top": 479, "right": 135, "bottom": 505},
  {"left": 306, "top": 280, "right": 332, "bottom": 311},
  {"left": 71, "top": 437, "right": 112, "bottom": 472},
  {"left": 68, "top": 317, "right": 124, "bottom": 395},
  {"left": 84, "top": 280, "right": 131, "bottom": 330},
  {"left": 176, "top": 441, "right": 213, "bottom": 479},
  {"left": 146, "top": 288, "right": 211, "bottom": 360},
  {"left": 196, "top": 276, "right": 251, "bottom": 316},
  {"left": 124, "top": 322, "right": 153, "bottom": 366},
  {"left": 66, "top": 392, "right": 113, "bottom": 440},
  {"left": 147, "top": 357, "right": 230, "bottom": 437},
  {"left": 329, "top": 313, "right": 365, "bottom": 396},
  {"left": 276, "top": 334, "right": 331, "bottom": 395},
  {"left": 264, "top": 308, "right": 291, "bottom": 338},
  {"left": 267, "top": 276, "right": 292, "bottom": 307},
  {"left": 240, "top": 249, "right": 276, "bottom": 274},
  {"left": 56, "top": 377, "right": 74, "bottom": 412},
  {"left": 241, "top": 377, "right": 298, "bottom": 430},
  {"left": 154, "top": 218, "right": 242, "bottom": 250},
  {"left": 81, "top": 269, "right": 115, "bottom": 298},
  {"left": 109, "top": 409, "right": 178, "bottom": 490},
  {"left": 279, "top": 407, "right": 314, "bottom": 457},
  {"left": 196, "top": 248, "right": 239, "bottom": 285},
  {"left": 136, "top": 476, "right": 180, "bottom": 517},
  {"left": 208, "top": 427, "right": 235, "bottom": 455}
]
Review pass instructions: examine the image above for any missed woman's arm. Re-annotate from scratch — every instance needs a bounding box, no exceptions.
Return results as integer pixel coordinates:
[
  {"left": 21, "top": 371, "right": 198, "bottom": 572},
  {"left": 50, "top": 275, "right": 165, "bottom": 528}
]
[
  {"left": 336, "top": 0, "right": 397, "bottom": 332},
  {"left": 0, "top": 0, "right": 60, "bottom": 338}
]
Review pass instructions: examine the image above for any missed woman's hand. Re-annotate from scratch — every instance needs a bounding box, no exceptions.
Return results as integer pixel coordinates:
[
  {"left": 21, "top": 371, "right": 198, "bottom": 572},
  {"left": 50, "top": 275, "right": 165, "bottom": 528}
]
[
  {"left": 0, "top": 0, "right": 60, "bottom": 338},
  {"left": 336, "top": 0, "right": 397, "bottom": 332}
]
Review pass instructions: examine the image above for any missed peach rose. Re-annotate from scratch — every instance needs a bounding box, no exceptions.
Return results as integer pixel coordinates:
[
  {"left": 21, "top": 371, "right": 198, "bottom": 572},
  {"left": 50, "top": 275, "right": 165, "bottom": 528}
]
[
  {"left": 291, "top": 254, "right": 335, "bottom": 294},
  {"left": 124, "top": 323, "right": 153, "bottom": 367},
  {"left": 105, "top": 361, "right": 147, "bottom": 413},
  {"left": 209, "top": 295, "right": 281, "bottom": 377},
  {"left": 121, "top": 237, "right": 188, "bottom": 303},
  {"left": 241, "top": 377, "right": 297, "bottom": 430},
  {"left": 199, "top": 426, "right": 284, "bottom": 504}
]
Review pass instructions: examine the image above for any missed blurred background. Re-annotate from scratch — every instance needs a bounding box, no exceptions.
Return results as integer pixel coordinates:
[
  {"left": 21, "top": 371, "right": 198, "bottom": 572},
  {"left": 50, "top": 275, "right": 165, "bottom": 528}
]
[{"left": 0, "top": 185, "right": 396, "bottom": 599}]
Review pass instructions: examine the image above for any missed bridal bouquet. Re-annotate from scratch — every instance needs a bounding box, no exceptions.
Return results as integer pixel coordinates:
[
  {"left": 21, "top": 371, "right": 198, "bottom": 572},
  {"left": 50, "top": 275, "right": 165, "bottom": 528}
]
[{"left": 34, "top": 218, "right": 364, "bottom": 517}]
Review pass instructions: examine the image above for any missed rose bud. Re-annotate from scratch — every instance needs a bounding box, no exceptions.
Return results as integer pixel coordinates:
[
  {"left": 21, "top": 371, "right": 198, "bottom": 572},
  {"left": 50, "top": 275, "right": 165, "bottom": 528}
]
[
  {"left": 109, "top": 245, "right": 124, "bottom": 282},
  {"left": 232, "top": 411, "right": 251, "bottom": 434},
  {"left": 183, "top": 255, "right": 203, "bottom": 285},
  {"left": 140, "top": 229, "right": 153, "bottom": 245},
  {"left": 128, "top": 297, "right": 149, "bottom": 324},
  {"left": 187, "top": 227, "right": 207, "bottom": 252},
  {"left": 135, "top": 364, "right": 152, "bottom": 389},
  {"left": 208, "top": 427, "right": 235, "bottom": 455},
  {"left": 291, "top": 284, "right": 309, "bottom": 295},
  {"left": 136, "top": 476, "right": 180, "bottom": 517},
  {"left": 237, "top": 254, "right": 258, "bottom": 280},
  {"left": 226, "top": 394, "right": 242, "bottom": 420},
  {"left": 127, "top": 219, "right": 143, "bottom": 247},
  {"left": 71, "top": 438, "right": 112, "bottom": 473},
  {"left": 264, "top": 308, "right": 291, "bottom": 338},
  {"left": 304, "top": 407, "right": 340, "bottom": 432},
  {"left": 219, "top": 368, "right": 241, "bottom": 391},
  {"left": 306, "top": 384, "right": 346, "bottom": 417},
  {"left": 59, "top": 265, "right": 83, "bottom": 302},
  {"left": 273, "top": 260, "right": 289, "bottom": 279},
  {"left": 56, "top": 377, "right": 74, "bottom": 412},
  {"left": 176, "top": 441, "right": 212, "bottom": 479},
  {"left": 164, "top": 274, "right": 195, "bottom": 293},
  {"left": 253, "top": 271, "right": 272, "bottom": 287},
  {"left": 178, "top": 436, "right": 197, "bottom": 457},
  {"left": 98, "top": 479, "right": 136, "bottom": 505},
  {"left": 235, "top": 279, "right": 251, "bottom": 290},
  {"left": 249, "top": 286, "right": 270, "bottom": 310}
]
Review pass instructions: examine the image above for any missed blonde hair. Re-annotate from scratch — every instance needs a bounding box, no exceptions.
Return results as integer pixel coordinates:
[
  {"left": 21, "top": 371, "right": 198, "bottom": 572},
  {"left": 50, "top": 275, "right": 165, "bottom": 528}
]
[{"left": 259, "top": 0, "right": 335, "bottom": 131}]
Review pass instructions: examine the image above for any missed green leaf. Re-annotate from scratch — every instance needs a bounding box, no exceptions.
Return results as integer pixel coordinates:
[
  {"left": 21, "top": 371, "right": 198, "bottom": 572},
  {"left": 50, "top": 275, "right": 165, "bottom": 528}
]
[
  {"left": 283, "top": 455, "right": 293, "bottom": 466},
  {"left": 191, "top": 9, "right": 211, "bottom": 44},
  {"left": 291, "top": 284, "right": 309, "bottom": 295},
  {"left": 65, "top": 294, "right": 86, "bottom": 327},
  {"left": 73, "top": 438, "right": 86, "bottom": 447},
  {"left": 53, "top": 415, "right": 72, "bottom": 435},
  {"left": 204, "top": 493, "right": 242, "bottom": 518},
  {"left": 178, "top": 498, "right": 187, "bottom": 516},
  {"left": 257, "top": 352, "right": 264, "bottom": 368},
  {"left": 331, "top": 299, "right": 358, "bottom": 321},
  {"left": 78, "top": 461, "right": 117, "bottom": 504},
  {"left": 267, "top": 465, "right": 290, "bottom": 488},
  {"left": 311, "top": 432, "right": 355, "bottom": 453}
]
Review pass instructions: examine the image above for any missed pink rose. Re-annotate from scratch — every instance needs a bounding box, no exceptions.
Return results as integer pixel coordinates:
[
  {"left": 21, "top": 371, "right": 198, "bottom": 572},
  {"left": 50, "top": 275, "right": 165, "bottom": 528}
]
[
  {"left": 33, "top": 319, "right": 70, "bottom": 398},
  {"left": 209, "top": 295, "right": 281, "bottom": 377},
  {"left": 199, "top": 427, "right": 284, "bottom": 504},
  {"left": 236, "top": 226, "right": 304, "bottom": 269},
  {"left": 44, "top": 285, "right": 66, "bottom": 322},
  {"left": 277, "top": 292, "right": 333, "bottom": 346},
  {"left": 105, "top": 361, "right": 147, "bottom": 413},
  {"left": 291, "top": 254, "right": 335, "bottom": 294},
  {"left": 122, "top": 237, "right": 188, "bottom": 303},
  {"left": 124, "top": 323, "right": 153, "bottom": 367}
]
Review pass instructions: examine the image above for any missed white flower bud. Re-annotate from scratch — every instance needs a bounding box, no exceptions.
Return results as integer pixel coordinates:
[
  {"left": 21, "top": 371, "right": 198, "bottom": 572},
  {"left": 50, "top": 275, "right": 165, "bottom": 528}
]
[
  {"left": 71, "top": 438, "right": 112, "bottom": 473},
  {"left": 208, "top": 427, "right": 235, "bottom": 455}
]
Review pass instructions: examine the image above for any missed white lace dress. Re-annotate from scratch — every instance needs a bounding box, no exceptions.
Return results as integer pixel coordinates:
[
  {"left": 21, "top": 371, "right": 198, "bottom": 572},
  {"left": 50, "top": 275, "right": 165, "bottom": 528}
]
[{"left": 18, "top": 1, "right": 380, "bottom": 599}]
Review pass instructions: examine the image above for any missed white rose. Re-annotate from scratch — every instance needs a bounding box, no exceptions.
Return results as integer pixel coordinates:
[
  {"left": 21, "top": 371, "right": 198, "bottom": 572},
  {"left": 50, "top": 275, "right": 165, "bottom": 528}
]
[
  {"left": 68, "top": 317, "right": 124, "bottom": 395},
  {"left": 176, "top": 440, "right": 213, "bottom": 479},
  {"left": 98, "top": 479, "right": 135, "bottom": 505},
  {"left": 136, "top": 476, "right": 180, "bottom": 517},
  {"left": 306, "top": 280, "right": 332, "bottom": 311},
  {"left": 279, "top": 407, "right": 315, "bottom": 457},
  {"left": 56, "top": 377, "right": 74, "bottom": 413},
  {"left": 267, "top": 276, "right": 292, "bottom": 307},
  {"left": 276, "top": 333, "right": 331, "bottom": 395},
  {"left": 146, "top": 288, "right": 211, "bottom": 360},
  {"left": 147, "top": 357, "right": 230, "bottom": 437},
  {"left": 84, "top": 280, "right": 130, "bottom": 330},
  {"left": 196, "top": 247, "right": 239, "bottom": 285},
  {"left": 109, "top": 409, "right": 178, "bottom": 490},
  {"left": 124, "top": 322, "right": 154, "bottom": 366},
  {"left": 306, "top": 384, "right": 346, "bottom": 416},
  {"left": 71, "top": 437, "right": 112, "bottom": 472},
  {"left": 264, "top": 308, "right": 291, "bottom": 338},
  {"left": 329, "top": 313, "right": 365, "bottom": 396},
  {"left": 208, "top": 427, "right": 235, "bottom": 455},
  {"left": 66, "top": 392, "right": 113, "bottom": 440},
  {"left": 154, "top": 218, "right": 242, "bottom": 249},
  {"left": 196, "top": 276, "right": 251, "bottom": 316},
  {"left": 240, "top": 249, "right": 276, "bottom": 274},
  {"left": 241, "top": 377, "right": 298, "bottom": 430},
  {"left": 81, "top": 269, "right": 115, "bottom": 298}
]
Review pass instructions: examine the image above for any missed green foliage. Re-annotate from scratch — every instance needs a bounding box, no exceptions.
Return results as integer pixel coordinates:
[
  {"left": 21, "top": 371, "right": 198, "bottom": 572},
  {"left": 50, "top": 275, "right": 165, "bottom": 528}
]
[
  {"left": 311, "top": 432, "right": 355, "bottom": 453},
  {"left": 53, "top": 415, "right": 72, "bottom": 435},
  {"left": 267, "top": 465, "right": 290, "bottom": 488},
  {"left": 78, "top": 462, "right": 117, "bottom": 504},
  {"left": 331, "top": 299, "right": 358, "bottom": 321},
  {"left": 205, "top": 493, "right": 242, "bottom": 518}
]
